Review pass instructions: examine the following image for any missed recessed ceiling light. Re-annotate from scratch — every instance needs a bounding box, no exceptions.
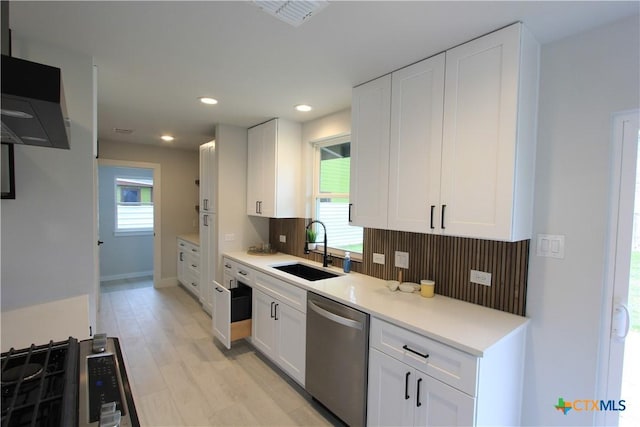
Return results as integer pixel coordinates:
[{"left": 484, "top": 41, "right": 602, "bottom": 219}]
[
  {"left": 295, "top": 104, "right": 312, "bottom": 112},
  {"left": 161, "top": 135, "right": 174, "bottom": 142},
  {"left": 199, "top": 97, "right": 218, "bottom": 105}
]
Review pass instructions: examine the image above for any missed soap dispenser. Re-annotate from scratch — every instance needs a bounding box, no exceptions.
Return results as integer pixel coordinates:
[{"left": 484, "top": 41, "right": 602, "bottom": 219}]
[{"left": 343, "top": 252, "right": 351, "bottom": 273}]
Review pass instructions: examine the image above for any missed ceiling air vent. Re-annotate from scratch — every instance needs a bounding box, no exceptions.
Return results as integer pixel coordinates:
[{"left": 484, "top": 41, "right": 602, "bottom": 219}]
[{"left": 253, "top": 1, "right": 328, "bottom": 27}]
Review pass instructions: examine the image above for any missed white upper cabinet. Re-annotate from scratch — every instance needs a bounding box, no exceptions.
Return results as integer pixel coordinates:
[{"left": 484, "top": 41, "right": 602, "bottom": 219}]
[
  {"left": 247, "top": 118, "right": 301, "bottom": 218},
  {"left": 349, "top": 75, "right": 391, "bottom": 229},
  {"left": 199, "top": 141, "right": 216, "bottom": 213},
  {"left": 350, "top": 23, "right": 539, "bottom": 241},
  {"left": 388, "top": 53, "right": 445, "bottom": 233},
  {"left": 441, "top": 23, "right": 539, "bottom": 241}
]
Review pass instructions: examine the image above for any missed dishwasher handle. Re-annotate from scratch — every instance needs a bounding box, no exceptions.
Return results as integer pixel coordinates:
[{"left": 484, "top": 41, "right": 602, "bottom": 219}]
[{"left": 308, "top": 300, "right": 364, "bottom": 330}]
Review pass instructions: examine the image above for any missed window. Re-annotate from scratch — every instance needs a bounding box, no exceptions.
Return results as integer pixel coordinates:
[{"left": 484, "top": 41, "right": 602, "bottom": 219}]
[
  {"left": 313, "top": 135, "right": 363, "bottom": 254},
  {"left": 115, "top": 177, "right": 154, "bottom": 234}
]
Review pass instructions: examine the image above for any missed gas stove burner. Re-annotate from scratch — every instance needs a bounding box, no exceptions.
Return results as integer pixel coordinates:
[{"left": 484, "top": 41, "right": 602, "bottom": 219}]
[{"left": 1, "top": 363, "right": 44, "bottom": 384}]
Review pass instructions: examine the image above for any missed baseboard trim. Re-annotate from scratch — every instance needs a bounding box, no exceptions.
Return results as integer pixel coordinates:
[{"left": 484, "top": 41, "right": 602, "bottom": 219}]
[
  {"left": 156, "top": 277, "right": 178, "bottom": 288},
  {"left": 100, "top": 271, "right": 153, "bottom": 282}
]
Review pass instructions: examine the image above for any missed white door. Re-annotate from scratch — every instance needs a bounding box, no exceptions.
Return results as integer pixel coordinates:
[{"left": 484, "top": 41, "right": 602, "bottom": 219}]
[
  {"left": 440, "top": 24, "right": 520, "bottom": 240},
  {"left": 367, "top": 348, "right": 415, "bottom": 427},
  {"left": 388, "top": 53, "right": 445, "bottom": 233},
  {"left": 212, "top": 281, "right": 231, "bottom": 349},
  {"left": 600, "top": 110, "right": 640, "bottom": 427},
  {"left": 251, "top": 289, "right": 276, "bottom": 356},
  {"left": 247, "top": 125, "right": 262, "bottom": 215},
  {"left": 414, "top": 374, "right": 475, "bottom": 427},
  {"left": 275, "top": 302, "right": 306, "bottom": 385},
  {"left": 350, "top": 74, "right": 391, "bottom": 229}
]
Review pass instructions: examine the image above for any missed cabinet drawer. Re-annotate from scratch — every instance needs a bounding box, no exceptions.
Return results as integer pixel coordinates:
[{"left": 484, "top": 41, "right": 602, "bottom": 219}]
[
  {"left": 370, "top": 317, "right": 478, "bottom": 396},
  {"left": 182, "top": 270, "right": 200, "bottom": 296},
  {"left": 235, "top": 264, "right": 254, "bottom": 285},
  {"left": 254, "top": 272, "right": 306, "bottom": 313},
  {"left": 186, "top": 257, "right": 200, "bottom": 274}
]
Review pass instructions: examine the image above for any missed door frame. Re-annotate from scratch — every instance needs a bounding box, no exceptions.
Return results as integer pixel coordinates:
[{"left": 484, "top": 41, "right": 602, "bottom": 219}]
[
  {"left": 97, "top": 158, "right": 162, "bottom": 288},
  {"left": 597, "top": 109, "right": 639, "bottom": 426}
]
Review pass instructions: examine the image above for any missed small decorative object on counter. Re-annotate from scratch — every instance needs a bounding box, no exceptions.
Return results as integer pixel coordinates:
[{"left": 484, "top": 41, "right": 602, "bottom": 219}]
[
  {"left": 420, "top": 279, "right": 435, "bottom": 298},
  {"left": 343, "top": 251, "right": 351, "bottom": 273}
]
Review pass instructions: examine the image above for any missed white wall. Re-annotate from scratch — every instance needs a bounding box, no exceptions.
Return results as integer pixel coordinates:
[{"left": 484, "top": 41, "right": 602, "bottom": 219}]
[
  {"left": 98, "top": 165, "right": 153, "bottom": 280},
  {"left": 301, "top": 108, "right": 352, "bottom": 217},
  {"left": 215, "top": 124, "right": 269, "bottom": 282},
  {"left": 523, "top": 15, "right": 639, "bottom": 426},
  {"left": 98, "top": 140, "right": 199, "bottom": 284},
  {"left": 1, "top": 35, "right": 96, "bottom": 347}
]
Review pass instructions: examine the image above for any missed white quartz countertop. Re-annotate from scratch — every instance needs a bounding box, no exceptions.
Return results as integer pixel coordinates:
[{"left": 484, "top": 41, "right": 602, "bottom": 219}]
[
  {"left": 224, "top": 251, "right": 528, "bottom": 357},
  {"left": 177, "top": 234, "right": 200, "bottom": 246}
]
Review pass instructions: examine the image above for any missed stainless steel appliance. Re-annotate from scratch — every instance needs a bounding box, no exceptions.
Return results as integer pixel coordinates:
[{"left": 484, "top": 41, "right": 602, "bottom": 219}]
[
  {"left": 306, "top": 292, "right": 369, "bottom": 426},
  {"left": 1, "top": 335, "right": 139, "bottom": 426}
]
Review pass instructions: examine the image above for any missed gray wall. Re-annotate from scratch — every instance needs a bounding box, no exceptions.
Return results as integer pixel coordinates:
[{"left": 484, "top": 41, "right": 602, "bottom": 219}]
[
  {"left": 523, "top": 15, "right": 639, "bottom": 426},
  {"left": 98, "top": 165, "right": 153, "bottom": 280}
]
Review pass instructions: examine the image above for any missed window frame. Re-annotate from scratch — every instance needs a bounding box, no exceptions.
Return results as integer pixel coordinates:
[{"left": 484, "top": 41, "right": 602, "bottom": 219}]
[
  {"left": 113, "top": 176, "right": 154, "bottom": 236},
  {"left": 311, "top": 133, "right": 363, "bottom": 260}
]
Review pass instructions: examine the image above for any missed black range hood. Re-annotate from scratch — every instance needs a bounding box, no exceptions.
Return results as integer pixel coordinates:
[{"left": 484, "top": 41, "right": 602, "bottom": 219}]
[{"left": 1, "top": 54, "right": 70, "bottom": 149}]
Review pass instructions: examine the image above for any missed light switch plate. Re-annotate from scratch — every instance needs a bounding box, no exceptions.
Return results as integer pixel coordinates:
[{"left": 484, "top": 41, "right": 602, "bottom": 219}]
[
  {"left": 537, "top": 234, "right": 565, "bottom": 259},
  {"left": 279, "top": 234, "right": 287, "bottom": 243},
  {"left": 224, "top": 233, "right": 235, "bottom": 241},
  {"left": 373, "top": 253, "right": 385, "bottom": 265},
  {"left": 394, "top": 251, "right": 409, "bottom": 269}
]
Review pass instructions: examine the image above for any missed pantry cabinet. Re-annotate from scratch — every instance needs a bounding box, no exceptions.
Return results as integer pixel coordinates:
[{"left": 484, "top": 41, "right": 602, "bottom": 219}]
[
  {"left": 246, "top": 118, "right": 302, "bottom": 218},
  {"left": 199, "top": 141, "right": 216, "bottom": 214},
  {"left": 350, "top": 23, "right": 539, "bottom": 241}
]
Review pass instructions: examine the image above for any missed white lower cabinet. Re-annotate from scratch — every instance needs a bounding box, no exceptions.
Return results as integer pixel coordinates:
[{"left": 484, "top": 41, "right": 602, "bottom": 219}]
[
  {"left": 368, "top": 348, "right": 474, "bottom": 427},
  {"left": 368, "top": 317, "right": 526, "bottom": 426},
  {"left": 211, "top": 281, "right": 252, "bottom": 350},
  {"left": 252, "top": 288, "right": 306, "bottom": 386}
]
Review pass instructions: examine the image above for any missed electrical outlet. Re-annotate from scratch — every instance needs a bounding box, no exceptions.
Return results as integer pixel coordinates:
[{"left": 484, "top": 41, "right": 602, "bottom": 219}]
[
  {"left": 224, "top": 233, "right": 235, "bottom": 242},
  {"left": 394, "top": 251, "right": 409, "bottom": 269},
  {"left": 279, "top": 234, "right": 287, "bottom": 243},
  {"left": 373, "top": 253, "right": 385, "bottom": 265},
  {"left": 470, "top": 270, "right": 492, "bottom": 286}
]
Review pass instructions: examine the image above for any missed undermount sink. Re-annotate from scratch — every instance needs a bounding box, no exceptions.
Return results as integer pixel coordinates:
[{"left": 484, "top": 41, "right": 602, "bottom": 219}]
[{"left": 272, "top": 263, "right": 340, "bottom": 281}]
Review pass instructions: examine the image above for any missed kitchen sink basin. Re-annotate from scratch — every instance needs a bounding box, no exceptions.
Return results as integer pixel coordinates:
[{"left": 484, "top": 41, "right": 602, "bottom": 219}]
[{"left": 272, "top": 263, "right": 340, "bottom": 281}]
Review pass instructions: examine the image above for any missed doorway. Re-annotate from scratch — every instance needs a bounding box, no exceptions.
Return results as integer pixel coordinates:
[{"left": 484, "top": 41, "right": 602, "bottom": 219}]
[
  {"left": 600, "top": 110, "right": 639, "bottom": 426},
  {"left": 97, "top": 159, "right": 162, "bottom": 290}
]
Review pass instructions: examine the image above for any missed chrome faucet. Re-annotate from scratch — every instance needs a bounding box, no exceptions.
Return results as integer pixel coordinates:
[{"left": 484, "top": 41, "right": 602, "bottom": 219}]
[{"left": 305, "top": 220, "right": 331, "bottom": 267}]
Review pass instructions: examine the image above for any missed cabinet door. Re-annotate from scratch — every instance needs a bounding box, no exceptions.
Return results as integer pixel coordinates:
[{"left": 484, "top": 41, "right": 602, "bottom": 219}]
[
  {"left": 368, "top": 348, "right": 415, "bottom": 427},
  {"left": 247, "top": 120, "right": 277, "bottom": 217},
  {"left": 251, "top": 289, "right": 276, "bottom": 357},
  {"left": 177, "top": 245, "right": 185, "bottom": 285},
  {"left": 199, "top": 142, "right": 216, "bottom": 213},
  {"left": 275, "top": 303, "right": 306, "bottom": 385},
  {"left": 199, "top": 213, "right": 211, "bottom": 300},
  {"left": 441, "top": 24, "right": 520, "bottom": 240},
  {"left": 414, "top": 374, "right": 475, "bottom": 427},
  {"left": 388, "top": 54, "right": 445, "bottom": 233},
  {"left": 350, "top": 74, "right": 391, "bottom": 229},
  {"left": 212, "top": 282, "right": 231, "bottom": 349}
]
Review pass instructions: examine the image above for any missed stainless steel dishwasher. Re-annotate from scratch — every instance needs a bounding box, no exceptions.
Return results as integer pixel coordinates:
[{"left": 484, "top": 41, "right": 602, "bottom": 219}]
[{"left": 306, "top": 292, "right": 369, "bottom": 427}]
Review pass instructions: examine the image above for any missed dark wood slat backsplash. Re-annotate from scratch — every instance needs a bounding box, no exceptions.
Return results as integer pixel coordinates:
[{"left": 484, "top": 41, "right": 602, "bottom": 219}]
[{"left": 270, "top": 219, "right": 528, "bottom": 316}]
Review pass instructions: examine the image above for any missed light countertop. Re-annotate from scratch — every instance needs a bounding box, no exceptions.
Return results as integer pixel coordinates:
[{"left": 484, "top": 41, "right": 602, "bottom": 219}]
[
  {"left": 224, "top": 251, "right": 528, "bottom": 357},
  {"left": 177, "top": 233, "right": 199, "bottom": 246}
]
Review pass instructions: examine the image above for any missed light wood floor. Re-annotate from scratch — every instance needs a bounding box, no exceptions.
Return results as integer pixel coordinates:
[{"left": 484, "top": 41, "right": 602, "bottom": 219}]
[{"left": 97, "top": 279, "right": 341, "bottom": 426}]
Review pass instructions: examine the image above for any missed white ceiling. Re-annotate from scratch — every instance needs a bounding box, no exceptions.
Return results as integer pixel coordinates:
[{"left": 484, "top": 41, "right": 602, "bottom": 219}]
[{"left": 8, "top": 1, "right": 639, "bottom": 150}]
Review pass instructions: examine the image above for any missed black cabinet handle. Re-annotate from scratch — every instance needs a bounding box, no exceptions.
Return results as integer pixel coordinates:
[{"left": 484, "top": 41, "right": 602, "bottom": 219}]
[
  {"left": 203, "top": 215, "right": 209, "bottom": 227},
  {"left": 405, "top": 372, "right": 411, "bottom": 400},
  {"left": 416, "top": 378, "right": 423, "bottom": 407},
  {"left": 256, "top": 201, "right": 259, "bottom": 214},
  {"left": 238, "top": 271, "right": 248, "bottom": 276},
  {"left": 229, "top": 279, "right": 234, "bottom": 288},
  {"left": 403, "top": 345, "right": 429, "bottom": 359},
  {"left": 430, "top": 205, "right": 435, "bottom": 230},
  {"left": 225, "top": 263, "right": 231, "bottom": 268},
  {"left": 191, "top": 264, "right": 197, "bottom": 268},
  {"left": 215, "top": 287, "right": 223, "bottom": 293},
  {"left": 97, "top": 240, "right": 104, "bottom": 246},
  {"left": 274, "top": 303, "right": 279, "bottom": 320},
  {"left": 270, "top": 301, "right": 275, "bottom": 318},
  {"left": 348, "top": 203, "right": 353, "bottom": 222},
  {"left": 441, "top": 205, "right": 446, "bottom": 229},
  {"left": 179, "top": 252, "right": 183, "bottom": 261}
]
